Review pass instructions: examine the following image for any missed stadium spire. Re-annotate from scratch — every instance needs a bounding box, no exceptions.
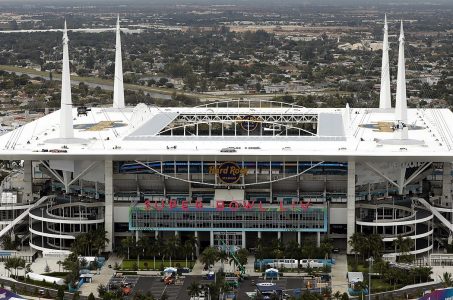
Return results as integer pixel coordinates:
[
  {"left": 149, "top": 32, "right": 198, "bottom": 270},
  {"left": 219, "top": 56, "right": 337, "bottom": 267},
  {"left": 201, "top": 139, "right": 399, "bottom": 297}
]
[
  {"left": 379, "top": 14, "right": 391, "bottom": 109},
  {"left": 395, "top": 21, "right": 407, "bottom": 123},
  {"left": 395, "top": 20, "right": 408, "bottom": 139},
  {"left": 113, "top": 15, "right": 125, "bottom": 109},
  {"left": 60, "top": 20, "right": 74, "bottom": 139}
]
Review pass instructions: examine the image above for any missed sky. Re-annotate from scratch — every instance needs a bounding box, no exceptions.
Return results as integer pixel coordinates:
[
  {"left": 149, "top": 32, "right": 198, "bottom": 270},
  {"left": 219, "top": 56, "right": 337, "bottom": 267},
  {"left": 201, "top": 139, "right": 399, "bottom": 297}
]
[{"left": 0, "top": 0, "right": 451, "bottom": 4}]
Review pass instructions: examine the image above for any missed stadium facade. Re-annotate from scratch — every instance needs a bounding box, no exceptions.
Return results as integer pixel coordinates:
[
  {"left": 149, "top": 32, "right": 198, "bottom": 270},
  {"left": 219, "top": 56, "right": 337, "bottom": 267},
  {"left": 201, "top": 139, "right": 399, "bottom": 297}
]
[{"left": 0, "top": 17, "right": 452, "bottom": 262}]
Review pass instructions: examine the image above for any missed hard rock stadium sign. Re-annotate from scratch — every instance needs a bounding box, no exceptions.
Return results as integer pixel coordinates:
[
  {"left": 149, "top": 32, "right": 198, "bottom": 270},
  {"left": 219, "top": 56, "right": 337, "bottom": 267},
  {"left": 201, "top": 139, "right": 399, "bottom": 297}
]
[{"left": 208, "top": 162, "right": 248, "bottom": 184}]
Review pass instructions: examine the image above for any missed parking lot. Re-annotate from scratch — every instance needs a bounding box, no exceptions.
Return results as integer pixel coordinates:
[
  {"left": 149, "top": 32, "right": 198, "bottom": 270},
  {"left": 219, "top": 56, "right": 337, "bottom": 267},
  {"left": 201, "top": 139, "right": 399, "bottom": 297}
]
[
  {"left": 106, "top": 275, "right": 328, "bottom": 300},
  {"left": 107, "top": 274, "right": 140, "bottom": 296}
]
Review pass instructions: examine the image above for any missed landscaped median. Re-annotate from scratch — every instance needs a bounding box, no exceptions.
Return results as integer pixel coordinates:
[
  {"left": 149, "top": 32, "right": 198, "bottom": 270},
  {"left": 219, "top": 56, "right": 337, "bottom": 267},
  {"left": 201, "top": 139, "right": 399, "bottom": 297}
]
[{"left": 119, "top": 259, "right": 195, "bottom": 271}]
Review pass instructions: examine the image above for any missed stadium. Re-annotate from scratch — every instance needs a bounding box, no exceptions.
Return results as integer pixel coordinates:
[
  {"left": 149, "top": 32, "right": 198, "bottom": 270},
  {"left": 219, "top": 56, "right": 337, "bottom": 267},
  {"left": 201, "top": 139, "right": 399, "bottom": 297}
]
[{"left": 0, "top": 17, "right": 452, "bottom": 266}]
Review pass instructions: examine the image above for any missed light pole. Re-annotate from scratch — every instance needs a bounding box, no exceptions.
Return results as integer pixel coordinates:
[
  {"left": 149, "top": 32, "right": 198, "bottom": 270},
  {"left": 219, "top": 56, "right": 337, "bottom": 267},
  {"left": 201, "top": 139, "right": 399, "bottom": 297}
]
[{"left": 366, "top": 256, "right": 374, "bottom": 300}]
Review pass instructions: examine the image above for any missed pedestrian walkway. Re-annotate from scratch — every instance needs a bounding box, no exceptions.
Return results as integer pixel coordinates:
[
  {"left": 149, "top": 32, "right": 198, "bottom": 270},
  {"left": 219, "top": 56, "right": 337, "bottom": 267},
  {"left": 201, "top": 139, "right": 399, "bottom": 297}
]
[
  {"left": 190, "top": 258, "right": 204, "bottom": 275},
  {"left": 78, "top": 254, "right": 123, "bottom": 297},
  {"left": 330, "top": 254, "right": 348, "bottom": 294}
]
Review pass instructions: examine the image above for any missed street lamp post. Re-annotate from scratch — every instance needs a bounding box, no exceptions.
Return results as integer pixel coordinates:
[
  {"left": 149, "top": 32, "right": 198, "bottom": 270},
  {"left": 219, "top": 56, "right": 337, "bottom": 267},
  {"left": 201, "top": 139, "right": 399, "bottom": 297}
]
[{"left": 366, "top": 256, "right": 374, "bottom": 300}]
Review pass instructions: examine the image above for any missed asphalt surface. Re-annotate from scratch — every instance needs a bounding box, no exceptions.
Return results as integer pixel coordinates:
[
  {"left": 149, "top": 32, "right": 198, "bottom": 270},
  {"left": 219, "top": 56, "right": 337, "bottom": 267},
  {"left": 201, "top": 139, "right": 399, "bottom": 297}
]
[{"left": 124, "top": 275, "right": 328, "bottom": 300}]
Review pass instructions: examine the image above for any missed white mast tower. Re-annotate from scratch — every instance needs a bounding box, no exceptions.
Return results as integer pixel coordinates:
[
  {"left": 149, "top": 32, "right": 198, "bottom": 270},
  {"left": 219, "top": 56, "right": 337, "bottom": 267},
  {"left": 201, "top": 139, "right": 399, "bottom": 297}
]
[
  {"left": 394, "top": 21, "right": 408, "bottom": 139},
  {"left": 113, "top": 15, "right": 125, "bottom": 109},
  {"left": 59, "top": 21, "right": 74, "bottom": 139},
  {"left": 379, "top": 15, "right": 391, "bottom": 109}
]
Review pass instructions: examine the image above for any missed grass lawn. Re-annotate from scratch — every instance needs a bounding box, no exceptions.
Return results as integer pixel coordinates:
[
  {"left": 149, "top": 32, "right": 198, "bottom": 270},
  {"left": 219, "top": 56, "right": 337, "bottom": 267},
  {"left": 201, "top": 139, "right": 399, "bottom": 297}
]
[
  {"left": 370, "top": 278, "right": 404, "bottom": 293},
  {"left": 120, "top": 259, "right": 195, "bottom": 270}
]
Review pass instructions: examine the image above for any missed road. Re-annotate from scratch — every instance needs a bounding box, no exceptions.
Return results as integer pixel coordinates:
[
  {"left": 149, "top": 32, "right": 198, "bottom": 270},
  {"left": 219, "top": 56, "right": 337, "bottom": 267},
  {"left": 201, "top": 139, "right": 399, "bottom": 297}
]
[{"left": 0, "top": 64, "right": 327, "bottom": 102}]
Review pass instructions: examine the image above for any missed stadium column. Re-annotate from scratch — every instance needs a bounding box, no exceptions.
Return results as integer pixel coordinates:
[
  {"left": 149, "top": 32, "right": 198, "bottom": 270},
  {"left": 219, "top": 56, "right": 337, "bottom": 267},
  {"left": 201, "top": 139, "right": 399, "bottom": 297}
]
[
  {"left": 242, "top": 231, "right": 246, "bottom": 249},
  {"left": 23, "top": 160, "right": 33, "bottom": 203},
  {"left": 210, "top": 231, "right": 214, "bottom": 247},
  {"left": 105, "top": 160, "right": 114, "bottom": 252},
  {"left": 195, "top": 231, "right": 199, "bottom": 256},
  {"left": 347, "top": 160, "right": 356, "bottom": 254},
  {"left": 442, "top": 163, "right": 452, "bottom": 207}
]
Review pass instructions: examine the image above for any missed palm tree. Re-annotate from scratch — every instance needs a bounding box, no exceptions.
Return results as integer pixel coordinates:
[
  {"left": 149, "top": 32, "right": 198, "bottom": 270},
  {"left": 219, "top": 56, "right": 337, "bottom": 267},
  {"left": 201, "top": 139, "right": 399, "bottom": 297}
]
[
  {"left": 71, "top": 233, "right": 89, "bottom": 256},
  {"left": 301, "top": 239, "right": 316, "bottom": 259},
  {"left": 393, "top": 235, "right": 414, "bottom": 262},
  {"left": 440, "top": 272, "right": 453, "bottom": 287},
  {"left": 218, "top": 251, "right": 229, "bottom": 271},
  {"left": 148, "top": 238, "right": 160, "bottom": 270},
  {"left": 121, "top": 236, "right": 136, "bottom": 260},
  {"left": 416, "top": 267, "right": 432, "bottom": 283},
  {"left": 271, "top": 238, "right": 285, "bottom": 259},
  {"left": 285, "top": 240, "right": 300, "bottom": 261},
  {"left": 200, "top": 247, "right": 219, "bottom": 269},
  {"left": 4, "top": 257, "right": 25, "bottom": 279},
  {"left": 236, "top": 248, "right": 249, "bottom": 267},
  {"left": 187, "top": 281, "right": 201, "bottom": 297},
  {"left": 333, "top": 291, "right": 342, "bottom": 300},
  {"left": 353, "top": 281, "right": 367, "bottom": 300},
  {"left": 348, "top": 232, "right": 366, "bottom": 263},
  {"left": 255, "top": 238, "right": 265, "bottom": 269},
  {"left": 92, "top": 226, "right": 109, "bottom": 255},
  {"left": 367, "top": 234, "right": 383, "bottom": 258},
  {"left": 185, "top": 235, "right": 199, "bottom": 260},
  {"left": 320, "top": 236, "right": 333, "bottom": 259},
  {"left": 164, "top": 235, "right": 180, "bottom": 267},
  {"left": 180, "top": 240, "right": 194, "bottom": 268}
]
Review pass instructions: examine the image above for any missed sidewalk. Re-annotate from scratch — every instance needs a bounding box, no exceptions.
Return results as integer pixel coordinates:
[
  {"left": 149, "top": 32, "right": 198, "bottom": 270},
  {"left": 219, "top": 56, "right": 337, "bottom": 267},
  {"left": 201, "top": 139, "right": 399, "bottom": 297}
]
[
  {"left": 78, "top": 254, "right": 123, "bottom": 297},
  {"left": 330, "top": 254, "right": 348, "bottom": 294}
]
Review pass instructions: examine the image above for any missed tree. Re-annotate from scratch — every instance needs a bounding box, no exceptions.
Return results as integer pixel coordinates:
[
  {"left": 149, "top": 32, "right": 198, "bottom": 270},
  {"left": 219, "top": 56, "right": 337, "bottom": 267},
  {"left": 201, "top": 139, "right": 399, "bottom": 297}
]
[
  {"left": 285, "top": 240, "right": 300, "bottom": 261},
  {"left": 440, "top": 272, "right": 453, "bottom": 288},
  {"left": 4, "top": 257, "right": 26, "bottom": 279},
  {"left": 184, "top": 73, "right": 199, "bottom": 91},
  {"left": 348, "top": 232, "right": 366, "bottom": 263},
  {"left": 72, "top": 291, "right": 80, "bottom": 300},
  {"left": 200, "top": 247, "right": 219, "bottom": 269},
  {"left": 120, "top": 236, "right": 136, "bottom": 260},
  {"left": 394, "top": 235, "right": 414, "bottom": 262},
  {"left": 187, "top": 281, "right": 201, "bottom": 297},
  {"left": 97, "top": 284, "right": 107, "bottom": 297},
  {"left": 185, "top": 235, "right": 198, "bottom": 260},
  {"left": 367, "top": 234, "right": 384, "bottom": 258},
  {"left": 218, "top": 251, "right": 229, "bottom": 271},
  {"left": 163, "top": 235, "right": 180, "bottom": 267},
  {"left": 91, "top": 226, "right": 109, "bottom": 255},
  {"left": 56, "top": 285, "right": 65, "bottom": 300},
  {"left": 320, "top": 237, "right": 333, "bottom": 259},
  {"left": 236, "top": 248, "right": 249, "bottom": 267},
  {"left": 1, "top": 235, "right": 18, "bottom": 250},
  {"left": 147, "top": 238, "right": 160, "bottom": 270},
  {"left": 63, "top": 253, "right": 80, "bottom": 290},
  {"left": 180, "top": 240, "right": 194, "bottom": 268},
  {"left": 353, "top": 281, "right": 367, "bottom": 299},
  {"left": 333, "top": 291, "right": 342, "bottom": 300}
]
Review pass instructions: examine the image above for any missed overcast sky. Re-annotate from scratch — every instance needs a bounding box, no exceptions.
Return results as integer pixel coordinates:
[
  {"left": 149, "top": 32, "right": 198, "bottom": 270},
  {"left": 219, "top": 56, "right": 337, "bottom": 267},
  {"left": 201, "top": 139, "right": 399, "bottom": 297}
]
[{"left": 0, "top": 0, "right": 451, "bottom": 4}]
